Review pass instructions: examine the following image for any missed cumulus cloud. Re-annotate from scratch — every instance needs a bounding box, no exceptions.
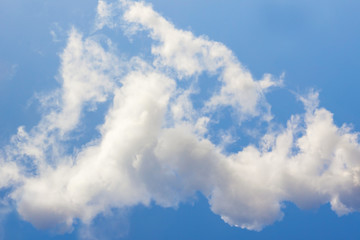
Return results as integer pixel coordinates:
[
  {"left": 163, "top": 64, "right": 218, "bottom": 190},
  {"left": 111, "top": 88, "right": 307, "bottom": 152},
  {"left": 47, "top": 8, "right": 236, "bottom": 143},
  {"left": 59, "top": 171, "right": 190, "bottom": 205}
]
[
  {"left": 121, "top": 0, "right": 281, "bottom": 120},
  {"left": 1, "top": 0, "right": 360, "bottom": 235}
]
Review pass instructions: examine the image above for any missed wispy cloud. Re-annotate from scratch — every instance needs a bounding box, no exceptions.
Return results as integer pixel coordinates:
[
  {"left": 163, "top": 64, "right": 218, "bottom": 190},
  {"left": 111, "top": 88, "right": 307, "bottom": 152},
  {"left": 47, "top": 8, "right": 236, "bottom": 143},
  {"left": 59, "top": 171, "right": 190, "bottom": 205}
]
[
  {"left": 0, "top": 63, "right": 18, "bottom": 82},
  {"left": 1, "top": 0, "right": 360, "bottom": 234}
]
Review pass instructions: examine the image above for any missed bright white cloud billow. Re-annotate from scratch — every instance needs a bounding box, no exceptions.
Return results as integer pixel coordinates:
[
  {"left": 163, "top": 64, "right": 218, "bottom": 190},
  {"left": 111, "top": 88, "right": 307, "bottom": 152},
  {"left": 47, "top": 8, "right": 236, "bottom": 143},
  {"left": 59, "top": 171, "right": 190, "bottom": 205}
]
[{"left": 1, "top": 0, "right": 360, "bottom": 234}]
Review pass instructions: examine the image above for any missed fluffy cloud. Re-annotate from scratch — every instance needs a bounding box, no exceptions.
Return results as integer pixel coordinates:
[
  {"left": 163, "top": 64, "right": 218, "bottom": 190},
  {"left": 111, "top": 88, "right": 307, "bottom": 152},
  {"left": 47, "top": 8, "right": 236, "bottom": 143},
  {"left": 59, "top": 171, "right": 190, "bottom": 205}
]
[
  {"left": 1, "top": 0, "right": 360, "bottom": 234},
  {"left": 121, "top": 0, "right": 280, "bottom": 119}
]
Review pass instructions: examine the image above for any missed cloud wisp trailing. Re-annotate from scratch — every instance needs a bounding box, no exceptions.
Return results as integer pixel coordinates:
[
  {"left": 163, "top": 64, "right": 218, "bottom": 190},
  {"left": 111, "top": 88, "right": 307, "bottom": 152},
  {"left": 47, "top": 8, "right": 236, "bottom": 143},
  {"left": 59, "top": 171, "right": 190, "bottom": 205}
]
[{"left": 1, "top": 0, "right": 360, "bottom": 234}]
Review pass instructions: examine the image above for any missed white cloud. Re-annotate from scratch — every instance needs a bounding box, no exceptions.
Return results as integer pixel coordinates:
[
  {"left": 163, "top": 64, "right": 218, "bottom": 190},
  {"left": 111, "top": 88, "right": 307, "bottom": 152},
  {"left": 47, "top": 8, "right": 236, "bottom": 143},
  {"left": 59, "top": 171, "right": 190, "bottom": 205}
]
[
  {"left": 0, "top": 159, "right": 20, "bottom": 189},
  {"left": 0, "top": 0, "right": 360, "bottom": 235},
  {"left": 6, "top": 28, "right": 121, "bottom": 171},
  {"left": 95, "top": 0, "right": 118, "bottom": 30},
  {"left": 120, "top": 0, "right": 281, "bottom": 119}
]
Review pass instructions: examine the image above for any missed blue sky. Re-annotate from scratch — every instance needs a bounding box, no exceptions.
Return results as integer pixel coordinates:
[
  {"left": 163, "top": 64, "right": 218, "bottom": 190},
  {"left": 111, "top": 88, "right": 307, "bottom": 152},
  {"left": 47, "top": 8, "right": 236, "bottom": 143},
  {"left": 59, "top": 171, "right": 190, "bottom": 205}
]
[{"left": 1, "top": 0, "right": 360, "bottom": 239}]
